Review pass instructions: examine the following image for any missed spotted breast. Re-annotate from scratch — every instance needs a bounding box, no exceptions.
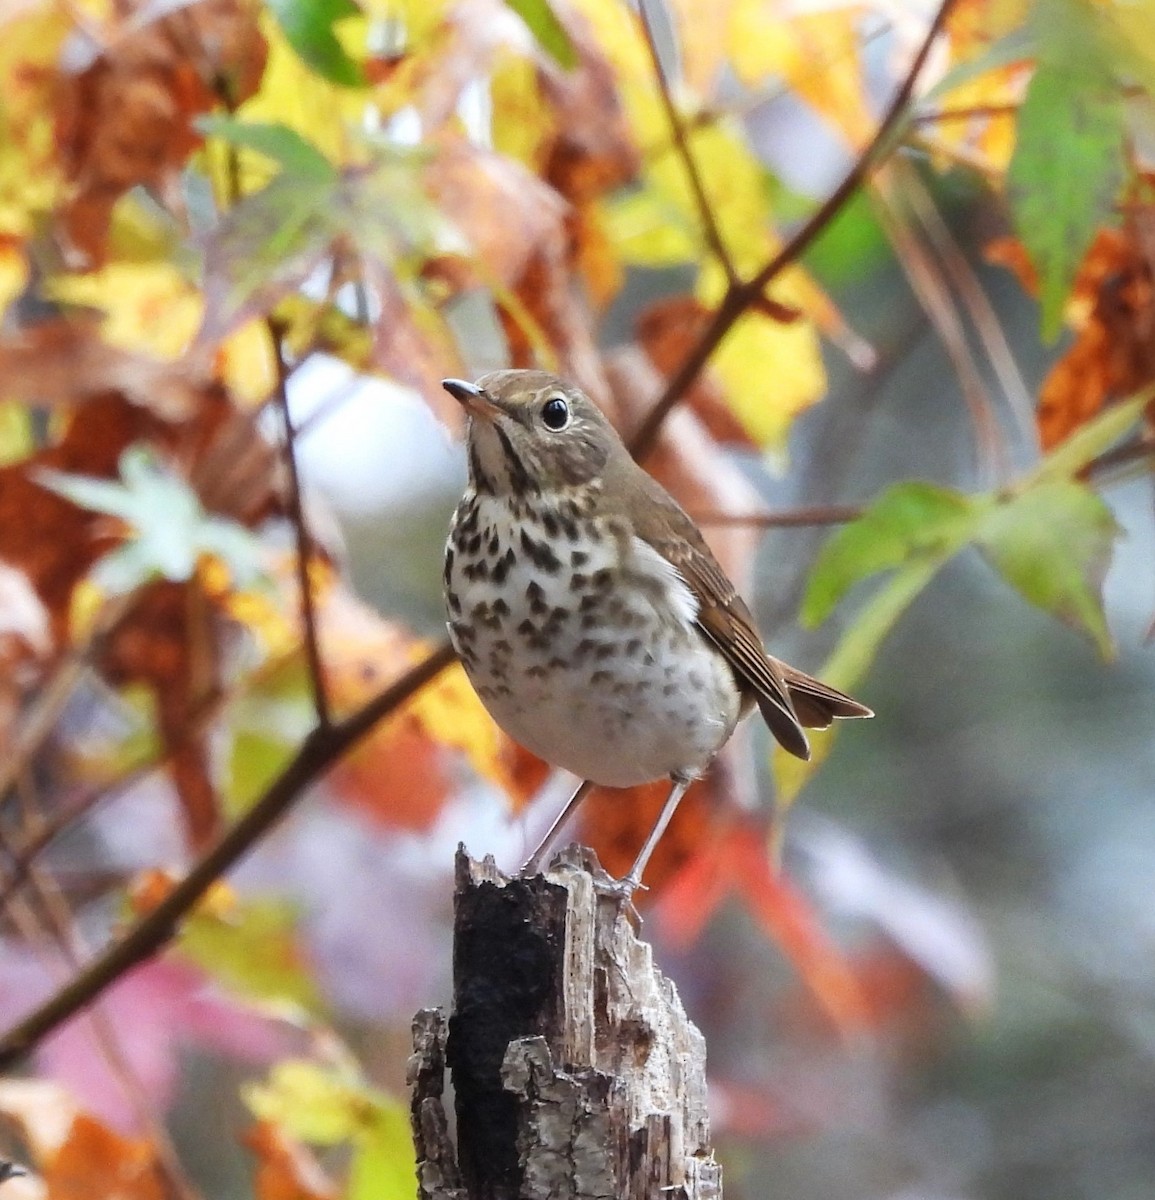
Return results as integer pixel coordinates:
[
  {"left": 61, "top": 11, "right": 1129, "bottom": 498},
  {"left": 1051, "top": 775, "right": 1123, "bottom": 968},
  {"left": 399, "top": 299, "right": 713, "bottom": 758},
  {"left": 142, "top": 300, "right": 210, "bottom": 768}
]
[{"left": 444, "top": 490, "right": 744, "bottom": 788}]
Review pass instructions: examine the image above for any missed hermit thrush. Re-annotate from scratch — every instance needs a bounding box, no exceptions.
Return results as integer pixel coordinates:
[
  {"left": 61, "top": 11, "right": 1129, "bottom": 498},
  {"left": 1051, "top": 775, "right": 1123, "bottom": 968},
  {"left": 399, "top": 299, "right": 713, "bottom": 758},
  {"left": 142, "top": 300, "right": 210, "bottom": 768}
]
[{"left": 442, "top": 371, "right": 871, "bottom": 891}]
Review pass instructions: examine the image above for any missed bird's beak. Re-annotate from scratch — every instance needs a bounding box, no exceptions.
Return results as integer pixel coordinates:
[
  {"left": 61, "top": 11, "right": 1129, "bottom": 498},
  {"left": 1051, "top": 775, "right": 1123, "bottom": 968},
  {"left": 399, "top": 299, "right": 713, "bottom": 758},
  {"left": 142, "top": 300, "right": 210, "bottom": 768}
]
[{"left": 442, "top": 378, "right": 502, "bottom": 422}]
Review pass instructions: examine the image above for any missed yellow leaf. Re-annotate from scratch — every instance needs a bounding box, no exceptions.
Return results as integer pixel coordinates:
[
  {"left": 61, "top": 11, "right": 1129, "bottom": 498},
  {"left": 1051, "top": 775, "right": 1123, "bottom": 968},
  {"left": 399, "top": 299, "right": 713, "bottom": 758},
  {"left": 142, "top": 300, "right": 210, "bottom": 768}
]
[
  {"left": 0, "top": 398, "right": 32, "bottom": 466},
  {"left": 604, "top": 185, "right": 698, "bottom": 266},
  {"left": 181, "top": 896, "right": 322, "bottom": 1012},
  {"left": 406, "top": 656, "right": 521, "bottom": 798},
  {"left": 48, "top": 262, "right": 202, "bottom": 359},
  {"left": 697, "top": 263, "right": 826, "bottom": 449},
  {"left": 569, "top": 0, "right": 651, "bottom": 84},
  {"left": 245, "top": 1061, "right": 380, "bottom": 1146},
  {"left": 0, "top": 0, "right": 69, "bottom": 236},
  {"left": 648, "top": 119, "right": 772, "bottom": 274},
  {"left": 712, "top": 310, "right": 826, "bottom": 449},
  {"left": 489, "top": 49, "right": 555, "bottom": 171},
  {"left": 235, "top": 13, "right": 367, "bottom": 181},
  {"left": 921, "top": 65, "right": 1025, "bottom": 176},
  {"left": 728, "top": 1, "right": 874, "bottom": 147},
  {"left": 219, "top": 320, "right": 279, "bottom": 407},
  {"left": 667, "top": 0, "right": 738, "bottom": 95}
]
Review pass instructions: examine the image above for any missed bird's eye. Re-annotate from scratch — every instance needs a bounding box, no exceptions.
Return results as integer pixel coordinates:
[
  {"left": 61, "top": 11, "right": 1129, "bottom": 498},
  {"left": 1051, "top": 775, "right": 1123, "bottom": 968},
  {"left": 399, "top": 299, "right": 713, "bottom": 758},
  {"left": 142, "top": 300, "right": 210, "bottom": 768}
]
[{"left": 541, "top": 395, "right": 570, "bottom": 431}]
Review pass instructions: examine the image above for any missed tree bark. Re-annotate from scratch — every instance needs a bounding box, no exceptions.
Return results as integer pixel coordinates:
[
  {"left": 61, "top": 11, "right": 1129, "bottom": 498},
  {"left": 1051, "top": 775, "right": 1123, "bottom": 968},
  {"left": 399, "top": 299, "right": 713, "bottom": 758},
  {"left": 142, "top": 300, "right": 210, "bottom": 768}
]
[{"left": 408, "top": 845, "right": 721, "bottom": 1200}]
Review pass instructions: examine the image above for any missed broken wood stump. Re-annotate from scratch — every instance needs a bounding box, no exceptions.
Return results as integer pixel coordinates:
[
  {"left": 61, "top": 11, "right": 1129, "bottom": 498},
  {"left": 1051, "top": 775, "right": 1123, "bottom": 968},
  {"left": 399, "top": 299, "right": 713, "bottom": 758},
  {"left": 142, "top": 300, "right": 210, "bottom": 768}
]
[{"left": 408, "top": 844, "right": 722, "bottom": 1200}]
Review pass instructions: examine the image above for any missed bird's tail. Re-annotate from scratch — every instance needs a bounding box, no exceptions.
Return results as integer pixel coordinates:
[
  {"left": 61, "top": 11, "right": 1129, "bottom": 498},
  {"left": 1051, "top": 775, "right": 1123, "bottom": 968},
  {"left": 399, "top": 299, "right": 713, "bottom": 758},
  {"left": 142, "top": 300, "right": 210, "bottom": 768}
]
[{"left": 780, "top": 664, "right": 873, "bottom": 730}]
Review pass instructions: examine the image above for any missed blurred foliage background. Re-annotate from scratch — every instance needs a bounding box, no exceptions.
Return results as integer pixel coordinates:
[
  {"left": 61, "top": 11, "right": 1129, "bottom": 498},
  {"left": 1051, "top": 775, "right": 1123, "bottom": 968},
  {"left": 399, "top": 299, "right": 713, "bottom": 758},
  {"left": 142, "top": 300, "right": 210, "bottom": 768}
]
[{"left": 0, "top": 0, "right": 1153, "bottom": 1196}]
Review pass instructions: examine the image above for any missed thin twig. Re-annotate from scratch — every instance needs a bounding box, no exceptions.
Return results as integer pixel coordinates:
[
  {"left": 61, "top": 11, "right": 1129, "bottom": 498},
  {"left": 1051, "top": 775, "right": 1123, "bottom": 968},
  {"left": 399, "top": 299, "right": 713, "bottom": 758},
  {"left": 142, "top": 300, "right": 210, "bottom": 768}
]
[
  {"left": 898, "top": 161, "right": 1036, "bottom": 453},
  {"left": 628, "top": 0, "right": 961, "bottom": 460},
  {"left": 10, "top": 839, "right": 199, "bottom": 1200},
  {"left": 873, "top": 173, "right": 1007, "bottom": 485},
  {"left": 911, "top": 102, "right": 1019, "bottom": 125},
  {"left": 691, "top": 504, "right": 862, "bottom": 528},
  {"left": 0, "top": 591, "right": 135, "bottom": 806},
  {"left": 269, "top": 319, "right": 332, "bottom": 729},
  {"left": 1084, "top": 431, "right": 1155, "bottom": 480},
  {"left": 0, "top": 686, "right": 229, "bottom": 917},
  {"left": 0, "top": 640, "right": 456, "bottom": 1068},
  {"left": 637, "top": 0, "right": 738, "bottom": 285}
]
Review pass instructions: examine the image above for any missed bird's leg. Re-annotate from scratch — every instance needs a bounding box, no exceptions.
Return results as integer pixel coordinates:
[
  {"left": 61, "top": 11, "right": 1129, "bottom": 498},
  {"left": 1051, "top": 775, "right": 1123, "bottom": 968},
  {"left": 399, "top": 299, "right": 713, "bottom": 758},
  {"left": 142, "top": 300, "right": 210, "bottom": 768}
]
[
  {"left": 520, "top": 778, "right": 595, "bottom": 875},
  {"left": 618, "top": 776, "right": 692, "bottom": 894}
]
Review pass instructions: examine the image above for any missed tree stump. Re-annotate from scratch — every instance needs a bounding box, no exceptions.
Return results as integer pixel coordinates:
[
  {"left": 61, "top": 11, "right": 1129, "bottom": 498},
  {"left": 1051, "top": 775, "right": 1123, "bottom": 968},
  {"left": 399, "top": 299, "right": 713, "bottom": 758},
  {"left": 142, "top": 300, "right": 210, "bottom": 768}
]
[{"left": 408, "top": 845, "right": 721, "bottom": 1200}]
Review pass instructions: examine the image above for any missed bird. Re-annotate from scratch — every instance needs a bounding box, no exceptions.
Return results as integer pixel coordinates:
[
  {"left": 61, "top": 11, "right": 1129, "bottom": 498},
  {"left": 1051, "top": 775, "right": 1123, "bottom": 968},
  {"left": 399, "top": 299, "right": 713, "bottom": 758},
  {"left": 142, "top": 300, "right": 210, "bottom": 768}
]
[{"left": 441, "top": 370, "right": 872, "bottom": 892}]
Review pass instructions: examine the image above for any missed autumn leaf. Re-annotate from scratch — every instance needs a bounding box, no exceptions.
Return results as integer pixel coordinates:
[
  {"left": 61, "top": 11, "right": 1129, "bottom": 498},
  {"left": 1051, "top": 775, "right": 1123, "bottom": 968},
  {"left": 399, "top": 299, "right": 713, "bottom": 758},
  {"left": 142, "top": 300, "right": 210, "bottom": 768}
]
[
  {"left": 246, "top": 1122, "right": 336, "bottom": 1200},
  {"left": 244, "top": 1057, "right": 417, "bottom": 1198}
]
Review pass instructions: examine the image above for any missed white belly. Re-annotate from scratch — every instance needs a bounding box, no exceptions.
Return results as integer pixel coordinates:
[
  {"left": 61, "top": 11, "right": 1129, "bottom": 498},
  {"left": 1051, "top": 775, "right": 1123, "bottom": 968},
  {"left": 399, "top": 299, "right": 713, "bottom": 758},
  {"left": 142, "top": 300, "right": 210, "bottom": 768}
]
[{"left": 445, "top": 495, "right": 742, "bottom": 787}]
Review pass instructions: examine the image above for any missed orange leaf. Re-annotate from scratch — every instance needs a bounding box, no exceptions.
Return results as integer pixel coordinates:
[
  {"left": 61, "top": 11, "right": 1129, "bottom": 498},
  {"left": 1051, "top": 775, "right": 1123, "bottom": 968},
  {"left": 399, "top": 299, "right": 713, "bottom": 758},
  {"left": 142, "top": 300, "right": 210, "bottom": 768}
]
[
  {"left": 245, "top": 1122, "right": 336, "bottom": 1200},
  {"left": 55, "top": 1, "right": 267, "bottom": 263},
  {"left": 728, "top": 827, "right": 870, "bottom": 1035},
  {"left": 990, "top": 227, "right": 1155, "bottom": 447},
  {"left": 46, "top": 1116, "right": 166, "bottom": 1200},
  {"left": 577, "top": 775, "right": 719, "bottom": 897}
]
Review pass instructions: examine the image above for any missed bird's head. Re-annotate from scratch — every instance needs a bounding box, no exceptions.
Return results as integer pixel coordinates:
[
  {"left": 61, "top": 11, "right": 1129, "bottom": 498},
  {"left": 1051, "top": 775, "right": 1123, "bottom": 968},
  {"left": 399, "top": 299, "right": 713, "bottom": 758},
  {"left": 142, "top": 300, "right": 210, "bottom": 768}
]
[{"left": 442, "top": 370, "right": 620, "bottom": 496}]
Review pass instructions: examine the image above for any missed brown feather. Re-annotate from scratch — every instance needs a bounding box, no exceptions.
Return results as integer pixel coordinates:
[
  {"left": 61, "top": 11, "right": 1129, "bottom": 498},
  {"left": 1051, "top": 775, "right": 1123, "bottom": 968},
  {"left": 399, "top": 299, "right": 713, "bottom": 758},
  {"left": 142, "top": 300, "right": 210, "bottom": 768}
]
[
  {"left": 780, "top": 663, "right": 873, "bottom": 729},
  {"left": 607, "top": 459, "right": 814, "bottom": 760}
]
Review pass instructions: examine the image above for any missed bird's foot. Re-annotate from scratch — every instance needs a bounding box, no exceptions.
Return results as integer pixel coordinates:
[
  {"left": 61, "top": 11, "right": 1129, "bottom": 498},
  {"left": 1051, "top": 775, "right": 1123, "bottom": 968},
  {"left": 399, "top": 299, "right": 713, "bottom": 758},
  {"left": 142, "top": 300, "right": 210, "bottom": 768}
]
[{"left": 603, "top": 873, "right": 648, "bottom": 928}]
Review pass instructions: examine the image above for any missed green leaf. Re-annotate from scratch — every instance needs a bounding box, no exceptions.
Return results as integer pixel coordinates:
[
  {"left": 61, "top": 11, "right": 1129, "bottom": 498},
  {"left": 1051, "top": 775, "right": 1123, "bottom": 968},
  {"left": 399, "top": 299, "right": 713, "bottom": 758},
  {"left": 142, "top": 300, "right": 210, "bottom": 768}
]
[
  {"left": 1027, "top": 390, "right": 1151, "bottom": 485},
  {"left": 181, "top": 897, "right": 322, "bottom": 1012},
  {"left": 197, "top": 116, "right": 337, "bottom": 182},
  {"left": 225, "top": 661, "right": 315, "bottom": 817},
  {"left": 802, "top": 482, "right": 979, "bottom": 626},
  {"left": 245, "top": 1057, "right": 417, "bottom": 1198},
  {"left": 197, "top": 170, "right": 342, "bottom": 344},
  {"left": 266, "top": 0, "right": 366, "bottom": 87},
  {"left": 503, "top": 0, "right": 577, "bottom": 69},
  {"left": 1008, "top": 65, "right": 1126, "bottom": 341},
  {"left": 776, "top": 558, "right": 942, "bottom": 805},
  {"left": 803, "top": 187, "right": 892, "bottom": 288},
  {"left": 976, "top": 480, "right": 1119, "bottom": 658},
  {"left": 197, "top": 148, "right": 456, "bottom": 346}
]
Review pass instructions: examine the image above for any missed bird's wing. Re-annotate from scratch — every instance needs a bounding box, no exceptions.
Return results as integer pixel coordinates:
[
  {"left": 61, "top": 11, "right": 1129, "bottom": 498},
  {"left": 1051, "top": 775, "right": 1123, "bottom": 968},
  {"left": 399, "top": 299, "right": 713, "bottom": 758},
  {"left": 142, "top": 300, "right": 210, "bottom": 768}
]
[{"left": 627, "top": 475, "right": 813, "bottom": 760}]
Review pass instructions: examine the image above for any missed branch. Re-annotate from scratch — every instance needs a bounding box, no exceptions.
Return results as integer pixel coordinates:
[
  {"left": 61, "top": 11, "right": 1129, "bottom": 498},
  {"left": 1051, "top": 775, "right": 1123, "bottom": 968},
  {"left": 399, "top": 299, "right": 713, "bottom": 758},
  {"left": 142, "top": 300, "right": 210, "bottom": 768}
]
[
  {"left": 691, "top": 503, "right": 862, "bottom": 528},
  {"left": 0, "top": 640, "right": 457, "bottom": 1068},
  {"left": 269, "top": 318, "right": 332, "bottom": 729},
  {"left": 628, "top": 0, "right": 960, "bottom": 461}
]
